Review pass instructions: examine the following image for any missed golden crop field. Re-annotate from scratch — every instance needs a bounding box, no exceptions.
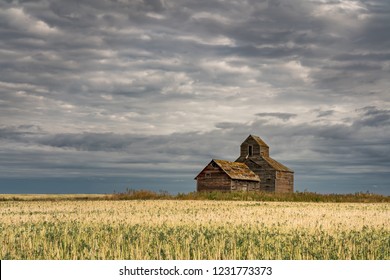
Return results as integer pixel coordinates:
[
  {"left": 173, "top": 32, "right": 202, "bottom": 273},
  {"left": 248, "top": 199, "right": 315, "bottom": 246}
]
[{"left": 0, "top": 200, "right": 389, "bottom": 260}]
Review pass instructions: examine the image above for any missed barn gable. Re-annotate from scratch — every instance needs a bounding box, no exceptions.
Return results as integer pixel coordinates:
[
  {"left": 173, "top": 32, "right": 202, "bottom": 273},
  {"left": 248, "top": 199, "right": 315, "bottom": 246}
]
[{"left": 239, "top": 134, "right": 270, "bottom": 157}]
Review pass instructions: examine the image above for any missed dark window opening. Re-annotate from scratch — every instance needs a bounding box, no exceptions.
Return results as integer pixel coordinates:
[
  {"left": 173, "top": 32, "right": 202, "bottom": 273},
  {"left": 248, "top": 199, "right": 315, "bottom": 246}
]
[
  {"left": 248, "top": 145, "right": 253, "bottom": 156},
  {"left": 205, "top": 172, "right": 211, "bottom": 178}
]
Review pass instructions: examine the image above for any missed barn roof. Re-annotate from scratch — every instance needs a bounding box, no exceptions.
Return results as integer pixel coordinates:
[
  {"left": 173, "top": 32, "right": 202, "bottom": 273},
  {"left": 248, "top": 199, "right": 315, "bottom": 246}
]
[
  {"left": 248, "top": 134, "right": 269, "bottom": 148},
  {"left": 251, "top": 157, "right": 294, "bottom": 172},
  {"left": 195, "top": 159, "right": 260, "bottom": 181},
  {"left": 212, "top": 159, "right": 260, "bottom": 181}
]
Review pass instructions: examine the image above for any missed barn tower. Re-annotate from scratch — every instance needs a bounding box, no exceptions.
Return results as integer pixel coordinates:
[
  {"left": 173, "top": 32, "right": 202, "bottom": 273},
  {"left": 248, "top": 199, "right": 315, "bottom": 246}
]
[{"left": 235, "top": 135, "right": 294, "bottom": 192}]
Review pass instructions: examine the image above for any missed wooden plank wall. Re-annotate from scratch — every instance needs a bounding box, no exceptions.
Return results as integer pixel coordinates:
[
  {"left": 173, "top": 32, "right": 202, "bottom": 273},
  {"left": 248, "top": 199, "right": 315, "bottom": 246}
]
[
  {"left": 275, "top": 171, "right": 294, "bottom": 193},
  {"left": 239, "top": 159, "right": 276, "bottom": 192},
  {"left": 232, "top": 180, "right": 261, "bottom": 191},
  {"left": 196, "top": 164, "right": 231, "bottom": 191},
  {"left": 240, "top": 138, "right": 269, "bottom": 157}
]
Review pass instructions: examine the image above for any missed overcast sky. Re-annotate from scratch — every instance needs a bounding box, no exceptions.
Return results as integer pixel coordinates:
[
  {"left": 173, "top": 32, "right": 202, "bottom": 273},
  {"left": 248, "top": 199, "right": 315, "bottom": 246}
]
[{"left": 1, "top": 0, "right": 389, "bottom": 194}]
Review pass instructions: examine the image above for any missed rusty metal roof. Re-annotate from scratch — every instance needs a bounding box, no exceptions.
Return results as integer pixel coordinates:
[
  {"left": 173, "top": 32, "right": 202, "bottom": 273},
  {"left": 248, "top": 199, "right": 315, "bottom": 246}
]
[
  {"left": 252, "top": 157, "right": 293, "bottom": 172},
  {"left": 213, "top": 159, "right": 260, "bottom": 181}
]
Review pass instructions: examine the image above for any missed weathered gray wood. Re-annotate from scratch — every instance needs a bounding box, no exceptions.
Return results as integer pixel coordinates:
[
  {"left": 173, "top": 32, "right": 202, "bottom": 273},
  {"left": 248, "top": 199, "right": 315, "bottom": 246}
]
[
  {"left": 196, "top": 163, "right": 232, "bottom": 191},
  {"left": 239, "top": 135, "right": 270, "bottom": 157}
]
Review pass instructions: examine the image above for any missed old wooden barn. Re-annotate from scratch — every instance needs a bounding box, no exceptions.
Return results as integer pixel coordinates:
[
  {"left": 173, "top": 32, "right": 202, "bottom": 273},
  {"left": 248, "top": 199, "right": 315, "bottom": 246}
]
[
  {"left": 195, "top": 135, "right": 294, "bottom": 193},
  {"left": 195, "top": 159, "right": 260, "bottom": 192}
]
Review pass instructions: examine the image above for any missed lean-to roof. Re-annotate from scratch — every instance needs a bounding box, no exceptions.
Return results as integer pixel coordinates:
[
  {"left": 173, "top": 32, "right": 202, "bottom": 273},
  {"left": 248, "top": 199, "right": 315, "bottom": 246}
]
[
  {"left": 213, "top": 159, "right": 260, "bottom": 181},
  {"left": 195, "top": 159, "right": 260, "bottom": 181},
  {"left": 251, "top": 157, "right": 293, "bottom": 172}
]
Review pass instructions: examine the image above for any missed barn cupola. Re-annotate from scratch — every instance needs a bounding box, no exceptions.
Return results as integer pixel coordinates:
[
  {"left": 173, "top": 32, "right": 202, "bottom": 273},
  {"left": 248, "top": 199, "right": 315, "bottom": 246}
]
[{"left": 240, "top": 135, "right": 270, "bottom": 158}]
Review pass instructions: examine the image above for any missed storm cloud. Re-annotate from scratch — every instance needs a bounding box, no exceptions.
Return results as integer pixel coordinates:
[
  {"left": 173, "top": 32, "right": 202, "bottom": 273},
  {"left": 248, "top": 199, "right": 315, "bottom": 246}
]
[{"left": 0, "top": 0, "right": 389, "bottom": 194}]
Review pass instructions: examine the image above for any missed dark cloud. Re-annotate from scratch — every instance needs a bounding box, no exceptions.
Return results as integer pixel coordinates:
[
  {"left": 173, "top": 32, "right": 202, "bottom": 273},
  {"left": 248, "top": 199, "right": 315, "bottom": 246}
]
[
  {"left": 0, "top": 0, "right": 389, "bottom": 194},
  {"left": 355, "top": 106, "right": 390, "bottom": 127},
  {"left": 256, "top": 112, "right": 297, "bottom": 121},
  {"left": 316, "top": 110, "right": 335, "bottom": 118}
]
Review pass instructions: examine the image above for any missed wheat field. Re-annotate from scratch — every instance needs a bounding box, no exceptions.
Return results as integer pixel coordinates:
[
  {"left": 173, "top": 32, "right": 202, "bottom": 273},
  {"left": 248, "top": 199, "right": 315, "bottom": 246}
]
[{"left": 0, "top": 200, "right": 389, "bottom": 259}]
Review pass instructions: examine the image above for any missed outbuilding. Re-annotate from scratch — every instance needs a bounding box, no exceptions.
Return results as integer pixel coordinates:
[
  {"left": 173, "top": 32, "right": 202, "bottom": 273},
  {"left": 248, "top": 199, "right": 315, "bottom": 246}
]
[{"left": 195, "top": 159, "right": 260, "bottom": 192}]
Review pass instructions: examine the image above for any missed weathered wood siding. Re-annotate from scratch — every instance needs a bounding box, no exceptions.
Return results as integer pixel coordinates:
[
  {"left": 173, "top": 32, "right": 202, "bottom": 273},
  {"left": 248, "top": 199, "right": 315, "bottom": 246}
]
[
  {"left": 235, "top": 157, "right": 294, "bottom": 193},
  {"left": 196, "top": 164, "right": 231, "bottom": 191},
  {"left": 240, "top": 137, "right": 269, "bottom": 157},
  {"left": 275, "top": 171, "right": 294, "bottom": 193},
  {"left": 231, "top": 180, "right": 260, "bottom": 191},
  {"left": 236, "top": 158, "right": 276, "bottom": 192}
]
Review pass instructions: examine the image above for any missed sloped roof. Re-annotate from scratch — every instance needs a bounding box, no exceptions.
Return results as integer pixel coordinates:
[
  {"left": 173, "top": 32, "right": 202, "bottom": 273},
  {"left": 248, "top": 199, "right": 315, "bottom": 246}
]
[
  {"left": 251, "top": 157, "right": 293, "bottom": 172},
  {"left": 213, "top": 159, "right": 260, "bottom": 181},
  {"left": 195, "top": 159, "right": 260, "bottom": 181},
  {"left": 247, "top": 135, "right": 269, "bottom": 148}
]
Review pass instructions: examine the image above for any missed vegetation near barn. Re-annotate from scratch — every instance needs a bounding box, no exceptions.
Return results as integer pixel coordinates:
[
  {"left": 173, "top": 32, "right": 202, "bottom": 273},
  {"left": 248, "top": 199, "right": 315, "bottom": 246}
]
[
  {"left": 1, "top": 190, "right": 389, "bottom": 203},
  {"left": 110, "top": 189, "right": 390, "bottom": 203},
  {"left": 1, "top": 197, "right": 389, "bottom": 260}
]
